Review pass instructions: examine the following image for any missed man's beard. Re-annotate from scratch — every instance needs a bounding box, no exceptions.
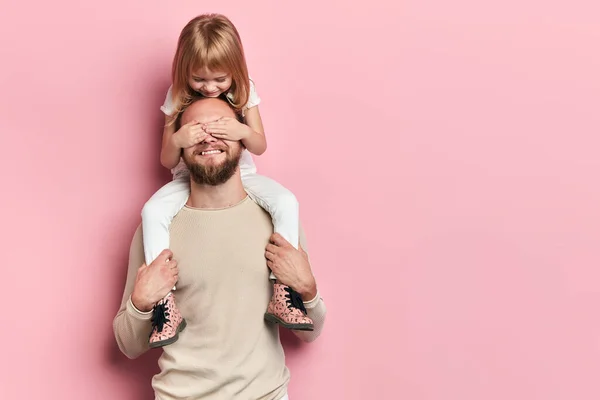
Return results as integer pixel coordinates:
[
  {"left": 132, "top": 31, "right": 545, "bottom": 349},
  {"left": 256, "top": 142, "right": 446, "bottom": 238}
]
[{"left": 184, "top": 146, "right": 243, "bottom": 186}]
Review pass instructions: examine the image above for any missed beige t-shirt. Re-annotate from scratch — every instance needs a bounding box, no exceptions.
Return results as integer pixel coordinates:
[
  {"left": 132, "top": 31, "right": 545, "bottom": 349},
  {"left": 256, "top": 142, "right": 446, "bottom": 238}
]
[{"left": 113, "top": 196, "right": 327, "bottom": 400}]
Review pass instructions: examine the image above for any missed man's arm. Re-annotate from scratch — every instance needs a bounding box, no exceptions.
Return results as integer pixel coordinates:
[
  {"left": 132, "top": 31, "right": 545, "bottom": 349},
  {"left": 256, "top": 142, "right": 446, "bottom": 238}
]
[
  {"left": 292, "top": 225, "right": 327, "bottom": 343},
  {"left": 112, "top": 226, "right": 153, "bottom": 359}
]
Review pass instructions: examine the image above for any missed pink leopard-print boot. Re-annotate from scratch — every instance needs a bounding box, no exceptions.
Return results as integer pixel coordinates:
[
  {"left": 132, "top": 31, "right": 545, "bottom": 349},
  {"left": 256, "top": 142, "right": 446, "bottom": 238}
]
[
  {"left": 264, "top": 283, "right": 313, "bottom": 331},
  {"left": 149, "top": 292, "right": 187, "bottom": 348}
]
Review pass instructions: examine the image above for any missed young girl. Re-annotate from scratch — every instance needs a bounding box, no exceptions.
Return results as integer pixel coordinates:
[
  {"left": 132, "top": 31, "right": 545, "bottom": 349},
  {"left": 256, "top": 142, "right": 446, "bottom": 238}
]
[{"left": 142, "top": 13, "right": 314, "bottom": 348}]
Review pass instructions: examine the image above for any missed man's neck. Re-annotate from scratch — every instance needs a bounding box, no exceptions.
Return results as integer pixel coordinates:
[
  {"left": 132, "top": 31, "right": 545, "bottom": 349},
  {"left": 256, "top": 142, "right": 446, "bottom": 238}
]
[{"left": 186, "top": 173, "right": 247, "bottom": 209}]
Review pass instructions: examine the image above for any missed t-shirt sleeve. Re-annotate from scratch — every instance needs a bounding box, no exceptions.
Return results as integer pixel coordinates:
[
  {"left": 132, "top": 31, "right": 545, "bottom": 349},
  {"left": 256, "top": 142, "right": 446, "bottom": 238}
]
[
  {"left": 292, "top": 224, "right": 328, "bottom": 343},
  {"left": 160, "top": 85, "right": 175, "bottom": 116},
  {"left": 245, "top": 77, "right": 261, "bottom": 110},
  {"left": 112, "top": 225, "right": 153, "bottom": 359}
]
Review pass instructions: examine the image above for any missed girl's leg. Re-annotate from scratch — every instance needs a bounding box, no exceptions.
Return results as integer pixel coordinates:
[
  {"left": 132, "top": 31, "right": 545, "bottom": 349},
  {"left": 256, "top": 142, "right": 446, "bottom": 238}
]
[
  {"left": 242, "top": 172, "right": 313, "bottom": 331},
  {"left": 141, "top": 175, "right": 190, "bottom": 347},
  {"left": 241, "top": 172, "right": 299, "bottom": 249},
  {"left": 141, "top": 175, "right": 191, "bottom": 265}
]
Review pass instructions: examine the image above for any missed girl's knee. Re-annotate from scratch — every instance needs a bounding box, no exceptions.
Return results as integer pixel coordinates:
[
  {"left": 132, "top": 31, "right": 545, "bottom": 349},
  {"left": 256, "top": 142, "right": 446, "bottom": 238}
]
[
  {"left": 273, "top": 190, "right": 299, "bottom": 215},
  {"left": 141, "top": 198, "right": 162, "bottom": 221}
]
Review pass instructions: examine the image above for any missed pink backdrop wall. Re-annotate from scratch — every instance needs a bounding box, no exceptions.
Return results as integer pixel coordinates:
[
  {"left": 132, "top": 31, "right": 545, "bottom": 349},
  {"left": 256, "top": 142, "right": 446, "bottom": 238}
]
[{"left": 1, "top": 0, "right": 599, "bottom": 399}]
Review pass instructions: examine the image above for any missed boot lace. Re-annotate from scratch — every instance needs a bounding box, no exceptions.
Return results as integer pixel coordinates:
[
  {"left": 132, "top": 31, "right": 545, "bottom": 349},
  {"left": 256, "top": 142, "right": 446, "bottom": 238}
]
[
  {"left": 150, "top": 298, "right": 171, "bottom": 335},
  {"left": 284, "top": 286, "right": 307, "bottom": 314}
]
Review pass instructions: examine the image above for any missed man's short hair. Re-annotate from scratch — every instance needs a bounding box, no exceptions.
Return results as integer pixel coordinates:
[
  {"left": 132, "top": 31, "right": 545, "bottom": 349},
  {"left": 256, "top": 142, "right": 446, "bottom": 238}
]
[{"left": 174, "top": 94, "right": 244, "bottom": 132}]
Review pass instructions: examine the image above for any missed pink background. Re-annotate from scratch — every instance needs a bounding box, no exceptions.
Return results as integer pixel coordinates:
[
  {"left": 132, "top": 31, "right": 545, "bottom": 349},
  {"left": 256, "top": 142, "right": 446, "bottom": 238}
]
[{"left": 1, "top": 0, "right": 600, "bottom": 399}]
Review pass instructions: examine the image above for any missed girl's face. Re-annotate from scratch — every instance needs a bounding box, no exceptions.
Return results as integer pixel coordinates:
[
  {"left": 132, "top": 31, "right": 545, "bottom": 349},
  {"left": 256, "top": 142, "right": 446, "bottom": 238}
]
[{"left": 189, "top": 68, "right": 232, "bottom": 98}]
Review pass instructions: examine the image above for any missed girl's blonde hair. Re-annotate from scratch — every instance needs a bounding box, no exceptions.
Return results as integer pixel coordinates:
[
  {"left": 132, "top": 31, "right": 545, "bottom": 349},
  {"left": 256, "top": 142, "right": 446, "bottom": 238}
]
[{"left": 170, "top": 14, "right": 250, "bottom": 118}]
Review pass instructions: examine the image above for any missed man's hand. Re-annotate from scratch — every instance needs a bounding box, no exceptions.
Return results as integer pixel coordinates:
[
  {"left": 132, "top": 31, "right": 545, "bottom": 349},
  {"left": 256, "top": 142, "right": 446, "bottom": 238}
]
[
  {"left": 172, "top": 120, "right": 209, "bottom": 149},
  {"left": 265, "top": 233, "right": 317, "bottom": 301},
  {"left": 203, "top": 116, "right": 252, "bottom": 141},
  {"left": 131, "top": 249, "right": 179, "bottom": 312}
]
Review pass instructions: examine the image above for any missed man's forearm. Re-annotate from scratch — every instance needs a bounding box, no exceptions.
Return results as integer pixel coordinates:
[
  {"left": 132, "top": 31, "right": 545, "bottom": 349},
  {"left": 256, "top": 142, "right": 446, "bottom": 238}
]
[
  {"left": 293, "top": 292, "right": 327, "bottom": 343},
  {"left": 113, "top": 227, "right": 153, "bottom": 359},
  {"left": 113, "top": 296, "right": 153, "bottom": 359}
]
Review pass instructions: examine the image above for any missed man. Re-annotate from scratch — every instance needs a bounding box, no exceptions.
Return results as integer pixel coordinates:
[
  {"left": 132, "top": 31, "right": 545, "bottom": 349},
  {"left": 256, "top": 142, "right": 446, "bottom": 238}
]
[{"left": 113, "top": 96, "right": 327, "bottom": 400}]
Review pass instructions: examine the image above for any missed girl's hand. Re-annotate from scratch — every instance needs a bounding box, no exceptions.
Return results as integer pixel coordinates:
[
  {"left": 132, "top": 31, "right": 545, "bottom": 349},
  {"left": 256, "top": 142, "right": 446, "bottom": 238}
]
[
  {"left": 172, "top": 120, "right": 208, "bottom": 149},
  {"left": 203, "top": 117, "right": 252, "bottom": 142}
]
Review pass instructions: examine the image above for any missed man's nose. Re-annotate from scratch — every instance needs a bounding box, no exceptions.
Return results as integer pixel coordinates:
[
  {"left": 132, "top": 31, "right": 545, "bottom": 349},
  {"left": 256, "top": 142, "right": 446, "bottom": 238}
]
[{"left": 202, "top": 133, "right": 218, "bottom": 143}]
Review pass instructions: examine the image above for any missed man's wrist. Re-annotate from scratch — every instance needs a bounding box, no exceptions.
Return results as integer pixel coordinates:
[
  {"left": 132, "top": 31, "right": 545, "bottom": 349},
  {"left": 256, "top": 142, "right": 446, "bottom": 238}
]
[
  {"left": 298, "top": 277, "right": 318, "bottom": 302},
  {"left": 131, "top": 292, "right": 152, "bottom": 313}
]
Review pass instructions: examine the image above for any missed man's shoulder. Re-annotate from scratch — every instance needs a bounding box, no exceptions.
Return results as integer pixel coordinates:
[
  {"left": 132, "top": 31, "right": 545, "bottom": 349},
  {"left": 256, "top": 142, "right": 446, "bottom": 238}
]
[
  {"left": 130, "top": 223, "right": 143, "bottom": 249},
  {"left": 236, "top": 197, "right": 274, "bottom": 227},
  {"left": 126, "top": 223, "right": 145, "bottom": 270}
]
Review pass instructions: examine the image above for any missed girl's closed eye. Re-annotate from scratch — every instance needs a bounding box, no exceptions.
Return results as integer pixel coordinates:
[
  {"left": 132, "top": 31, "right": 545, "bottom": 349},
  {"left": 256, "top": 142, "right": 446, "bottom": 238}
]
[{"left": 188, "top": 70, "right": 233, "bottom": 98}]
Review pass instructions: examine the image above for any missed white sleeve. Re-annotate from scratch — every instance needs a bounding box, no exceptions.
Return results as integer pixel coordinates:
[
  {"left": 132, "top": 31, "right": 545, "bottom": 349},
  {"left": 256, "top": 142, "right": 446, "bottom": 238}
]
[
  {"left": 159, "top": 85, "right": 176, "bottom": 116},
  {"left": 245, "top": 77, "right": 261, "bottom": 110}
]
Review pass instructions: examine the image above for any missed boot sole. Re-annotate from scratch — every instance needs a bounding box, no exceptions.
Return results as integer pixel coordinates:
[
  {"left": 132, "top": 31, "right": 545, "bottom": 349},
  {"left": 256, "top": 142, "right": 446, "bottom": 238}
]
[
  {"left": 149, "top": 319, "right": 188, "bottom": 348},
  {"left": 264, "top": 313, "right": 314, "bottom": 331}
]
